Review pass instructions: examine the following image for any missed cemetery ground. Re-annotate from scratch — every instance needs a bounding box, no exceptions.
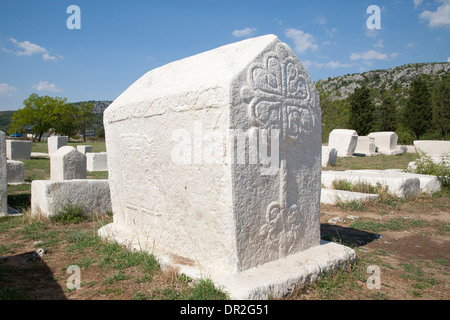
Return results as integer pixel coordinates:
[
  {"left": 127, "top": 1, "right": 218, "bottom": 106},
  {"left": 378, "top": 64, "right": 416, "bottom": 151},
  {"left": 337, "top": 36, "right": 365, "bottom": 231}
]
[{"left": 0, "top": 143, "right": 448, "bottom": 301}]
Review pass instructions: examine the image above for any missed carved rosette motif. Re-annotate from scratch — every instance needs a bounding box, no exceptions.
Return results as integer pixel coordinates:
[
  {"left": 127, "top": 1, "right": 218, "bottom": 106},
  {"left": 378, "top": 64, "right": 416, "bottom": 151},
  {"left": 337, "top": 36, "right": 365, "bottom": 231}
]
[{"left": 241, "top": 43, "right": 317, "bottom": 257}]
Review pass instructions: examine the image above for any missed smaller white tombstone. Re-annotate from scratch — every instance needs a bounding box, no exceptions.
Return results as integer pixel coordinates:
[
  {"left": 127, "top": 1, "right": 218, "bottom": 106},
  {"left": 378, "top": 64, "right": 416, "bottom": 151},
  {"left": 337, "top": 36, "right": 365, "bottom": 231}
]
[
  {"left": 86, "top": 152, "right": 108, "bottom": 172},
  {"left": 0, "top": 131, "right": 7, "bottom": 216},
  {"left": 354, "top": 136, "right": 378, "bottom": 157},
  {"left": 7, "top": 160, "right": 25, "bottom": 184},
  {"left": 31, "top": 179, "right": 111, "bottom": 218},
  {"left": 6, "top": 140, "right": 32, "bottom": 160},
  {"left": 322, "top": 146, "right": 337, "bottom": 167},
  {"left": 50, "top": 146, "right": 86, "bottom": 180},
  {"left": 77, "top": 145, "right": 93, "bottom": 155},
  {"left": 47, "top": 136, "right": 68, "bottom": 155},
  {"left": 414, "top": 140, "right": 450, "bottom": 164},
  {"left": 368, "top": 132, "right": 403, "bottom": 155},
  {"left": 328, "top": 129, "right": 358, "bottom": 157}
]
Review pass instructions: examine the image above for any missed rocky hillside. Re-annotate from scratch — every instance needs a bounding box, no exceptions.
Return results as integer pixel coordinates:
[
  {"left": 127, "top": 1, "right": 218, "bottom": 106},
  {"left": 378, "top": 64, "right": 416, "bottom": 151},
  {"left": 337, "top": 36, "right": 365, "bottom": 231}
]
[
  {"left": 71, "top": 100, "right": 112, "bottom": 114},
  {"left": 316, "top": 62, "right": 450, "bottom": 101}
]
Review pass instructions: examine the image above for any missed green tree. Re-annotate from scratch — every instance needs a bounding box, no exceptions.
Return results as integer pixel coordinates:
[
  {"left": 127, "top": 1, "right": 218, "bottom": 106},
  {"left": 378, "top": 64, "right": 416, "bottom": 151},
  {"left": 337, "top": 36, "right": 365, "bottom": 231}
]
[
  {"left": 403, "top": 77, "right": 433, "bottom": 140},
  {"left": 375, "top": 95, "right": 397, "bottom": 132},
  {"left": 348, "top": 86, "right": 374, "bottom": 136},
  {"left": 10, "top": 94, "right": 61, "bottom": 141},
  {"left": 432, "top": 80, "right": 449, "bottom": 140},
  {"left": 77, "top": 102, "right": 96, "bottom": 142},
  {"left": 52, "top": 102, "right": 79, "bottom": 137}
]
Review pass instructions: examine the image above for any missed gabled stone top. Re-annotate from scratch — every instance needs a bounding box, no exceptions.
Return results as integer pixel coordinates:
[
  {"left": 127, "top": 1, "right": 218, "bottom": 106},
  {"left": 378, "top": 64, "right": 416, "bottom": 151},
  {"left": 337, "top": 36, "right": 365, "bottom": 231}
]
[{"left": 104, "top": 34, "right": 282, "bottom": 123}]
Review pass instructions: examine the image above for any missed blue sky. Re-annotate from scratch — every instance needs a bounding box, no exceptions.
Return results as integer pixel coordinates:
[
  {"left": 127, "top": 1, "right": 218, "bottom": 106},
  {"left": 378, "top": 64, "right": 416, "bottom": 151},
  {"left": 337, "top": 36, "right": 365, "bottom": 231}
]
[{"left": 0, "top": 0, "right": 449, "bottom": 111}]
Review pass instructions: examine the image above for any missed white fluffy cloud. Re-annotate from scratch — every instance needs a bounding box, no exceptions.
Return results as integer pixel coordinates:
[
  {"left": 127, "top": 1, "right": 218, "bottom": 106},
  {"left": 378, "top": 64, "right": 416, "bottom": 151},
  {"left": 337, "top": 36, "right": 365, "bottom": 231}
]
[
  {"left": 303, "top": 60, "right": 354, "bottom": 69},
  {"left": 0, "top": 83, "right": 17, "bottom": 96},
  {"left": 32, "top": 81, "right": 62, "bottom": 93},
  {"left": 284, "top": 28, "right": 318, "bottom": 54},
  {"left": 232, "top": 28, "right": 257, "bottom": 37},
  {"left": 419, "top": 0, "right": 450, "bottom": 29},
  {"left": 350, "top": 50, "right": 398, "bottom": 61},
  {"left": 7, "top": 38, "right": 63, "bottom": 61}
]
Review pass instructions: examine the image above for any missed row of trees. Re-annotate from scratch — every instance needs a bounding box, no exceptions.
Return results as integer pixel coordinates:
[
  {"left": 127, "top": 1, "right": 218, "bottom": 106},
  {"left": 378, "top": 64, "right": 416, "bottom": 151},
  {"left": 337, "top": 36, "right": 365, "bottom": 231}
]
[
  {"left": 10, "top": 94, "right": 98, "bottom": 142},
  {"left": 322, "top": 77, "right": 449, "bottom": 142}
]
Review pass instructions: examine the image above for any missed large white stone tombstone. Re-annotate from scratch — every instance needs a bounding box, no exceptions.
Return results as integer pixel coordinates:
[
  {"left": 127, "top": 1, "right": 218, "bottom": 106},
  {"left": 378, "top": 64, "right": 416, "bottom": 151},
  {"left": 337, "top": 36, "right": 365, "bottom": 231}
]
[
  {"left": 50, "top": 146, "right": 86, "bottom": 180},
  {"left": 98, "top": 35, "right": 355, "bottom": 299},
  {"left": 328, "top": 129, "right": 358, "bottom": 157},
  {"left": 368, "top": 132, "right": 404, "bottom": 155},
  {"left": 0, "top": 131, "right": 7, "bottom": 216},
  {"left": 7, "top": 160, "right": 25, "bottom": 184},
  {"left": 6, "top": 140, "right": 32, "bottom": 160},
  {"left": 86, "top": 152, "right": 108, "bottom": 172},
  {"left": 322, "top": 146, "right": 337, "bottom": 167},
  {"left": 47, "top": 136, "right": 68, "bottom": 155}
]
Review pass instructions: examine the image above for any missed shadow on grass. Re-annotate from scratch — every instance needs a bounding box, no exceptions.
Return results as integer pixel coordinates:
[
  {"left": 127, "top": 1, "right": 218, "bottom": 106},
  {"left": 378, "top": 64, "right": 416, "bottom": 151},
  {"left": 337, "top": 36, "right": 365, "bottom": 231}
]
[
  {"left": 7, "top": 193, "right": 31, "bottom": 212},
  {"left": 0, "top": 251, "right": 67, "bottom": 300},
  {"left": 321, "top": 223, "right": 380, "bottom": 248}
]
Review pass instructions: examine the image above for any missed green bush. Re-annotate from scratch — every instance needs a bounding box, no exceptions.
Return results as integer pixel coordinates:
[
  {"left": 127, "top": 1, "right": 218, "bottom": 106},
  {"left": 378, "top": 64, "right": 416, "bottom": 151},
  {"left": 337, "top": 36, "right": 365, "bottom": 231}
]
[
  {"left": 408, "top": 152, "right": 449, "bottom": 188},
  {"left": 49, "top": 201, "right": 86, "bottom": 224}
]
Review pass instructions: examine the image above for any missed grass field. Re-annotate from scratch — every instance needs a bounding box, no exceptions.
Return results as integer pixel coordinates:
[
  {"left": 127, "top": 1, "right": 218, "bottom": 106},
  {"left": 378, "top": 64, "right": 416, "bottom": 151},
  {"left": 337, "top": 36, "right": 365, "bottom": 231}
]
[{"left": 1, "top": 144, "right": 449, "bottom": 301}]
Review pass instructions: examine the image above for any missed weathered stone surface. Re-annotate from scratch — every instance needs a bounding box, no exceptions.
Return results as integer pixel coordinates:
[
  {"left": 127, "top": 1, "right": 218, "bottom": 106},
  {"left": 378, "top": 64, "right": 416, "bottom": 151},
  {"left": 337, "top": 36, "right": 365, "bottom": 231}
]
[
  {"left": 7, "top": 160, "right": 25, "bottom": 184},
  {"left": 321, "top": 170, "right": 420, "bottom": 199},
  {"left": 50, "top": 146, "right": 86, "bottom": 180},
  {"left": 47, "top": 136, "right": 68, "bottom": 155},
  {"left": 0, "top": 131, "right": 7, "bottom": 216},
  {"left": 6, "top": 140, "right": 32, "bottom": 160},
  {"left": 368, "top": 132, "right": 404, "bottom": 155},
  {"left": 328, "top": 129, "right": 358, "bottom": 156},
  {"left": 351, "top": 169, "right": 441, "bottom": 194},
  {"left": 321, "top": 188, "right": 378, "bottom": 205},
  {"left": 77, "top": 145, "right": 93, "bottom": 155},
  {"left": 86, "top": 152, "right": 108, "bottom": 172},
  {"left": 414, "top": 140, "right": 450, "bottom": 164},
  {"left": 322, "top": 146, "right": 337, "bottom": 167},
  {"left": 354, "top": 136, "right": 378, "bottom": 156},
  {"left": 31, "top": 179, "right": 111, "bottom": 218},
  {"left": 98, "top": 34, "right": 344, "bottom": 274}
]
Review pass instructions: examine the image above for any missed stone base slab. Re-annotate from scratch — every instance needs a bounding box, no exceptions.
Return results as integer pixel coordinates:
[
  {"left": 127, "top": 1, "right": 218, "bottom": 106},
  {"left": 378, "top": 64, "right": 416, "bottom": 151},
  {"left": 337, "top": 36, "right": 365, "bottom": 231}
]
[{"left": 98, "top": 223, "right": 356, "bottom": 300}]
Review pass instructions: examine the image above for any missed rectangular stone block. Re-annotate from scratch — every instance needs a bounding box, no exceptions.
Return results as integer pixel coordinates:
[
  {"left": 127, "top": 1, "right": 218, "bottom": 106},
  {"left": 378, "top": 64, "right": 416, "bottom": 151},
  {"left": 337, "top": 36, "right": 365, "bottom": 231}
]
[
  {"left": 7, "top": 160, "right": 25, "bottom": 184},
  {"left": 86, "top": 152, "right": 108, "bottom": 172},
  {"left": 368, "top": 132, "right": 404, "bottom": 155},
  {"left": 414, "top": 140, "right": 450, "bottom": 164},
  {"left": 321, "top": 171, "right": 420, "bottom": 199},
  {"left": 322, "top": 146, "right": 337, "bottom": 167},
  {"left": 354, "top": 136, "right": 378, "bottom": 156},
  {"left": 77, "top": 145, "right": 93, "bottom": 155},
  {"left": 0, "top": 131, "right": 7, "bottom": 216},
  {"left": 47, "top": 136, "right": 68, "bottom": 155},
  {"left": 321, "top": 188, "right": 378, "bottom": 205},
  {"left": 50, "top": 146, "right": 86, "bottom": 180},
  {"left": 6, "top": 140, "right": 32, "bottom": 160},
  {"left": 328, "top": 129, "right": 358, "bottom": 157},
  {"left": 31, "top": 179, "right": 111, "bottom": 218},
  {"left": 350, "top": 169, "right": 441, "bottom": 195}
]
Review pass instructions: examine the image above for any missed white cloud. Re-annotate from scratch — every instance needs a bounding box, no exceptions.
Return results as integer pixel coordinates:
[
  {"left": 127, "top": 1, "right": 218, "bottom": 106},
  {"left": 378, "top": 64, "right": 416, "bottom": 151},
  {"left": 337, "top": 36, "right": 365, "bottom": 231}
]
[
  {"left": 32, "top": 81, "right": 62, "bottom": 93},
  {"left": 374, "top": 39, "right": 384, "bottom": 48},
  {"left": 0, "top": 83, "right": 17, "bottom": 96},
  {"left": 303, "top": 60, "right": 354, "bottom": 69},
  {"left": 419, "top": 0, "right": 450, "bottom": 29},
  {"left": 414, "top": 0, "right": 423, "bottom": 9},
  {"left": 315, "top": 16, "right": 327, "bottom": 25},
  {"left": 350, "top": 50, "right": 398, "bottom": 61},
  {"left": 6, "top": 38, "right": 63, "bottom": 61},
  {"left": 284, "top": 28, "right": 318, "bottom": 54},
  {"left": 232, "top": 28, "right": 257, "bottom": 37},
  {"left": 10, "top": 38, "right": 47, "bottom": 56}
]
